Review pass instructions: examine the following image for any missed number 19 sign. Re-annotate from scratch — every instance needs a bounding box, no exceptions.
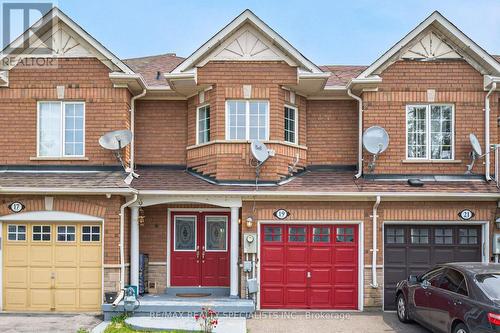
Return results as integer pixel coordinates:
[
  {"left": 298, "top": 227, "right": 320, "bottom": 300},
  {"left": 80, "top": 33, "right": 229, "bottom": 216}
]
[{"left": 273, "top": 209, "right": 290, "bottom": 220}]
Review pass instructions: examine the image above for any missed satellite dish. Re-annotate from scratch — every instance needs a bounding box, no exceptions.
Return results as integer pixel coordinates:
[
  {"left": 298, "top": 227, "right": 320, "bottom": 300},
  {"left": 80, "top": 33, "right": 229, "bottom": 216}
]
[
  {"left": 362, "top": 126, "right": 390, "bottom": 172},
  {"left": 99, "top": 130, "right": 133, "bottom": 151},
  {"left": 250, "top": 140, "right": 270, "bottom": 164},
  {"left": 363, "top": 126, "right": 390, "bottom": 154},
  {"left": 469, "top": 133, "right": 482, "bottom": 156}
]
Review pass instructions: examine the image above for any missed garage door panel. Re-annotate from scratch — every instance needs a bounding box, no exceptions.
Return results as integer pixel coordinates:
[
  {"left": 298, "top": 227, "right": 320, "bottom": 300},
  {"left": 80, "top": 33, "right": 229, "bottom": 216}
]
[
  {"left": 454, "top": 248, "right": 482, "bottom": 262},
  {"left": 54, "top": 246, "right": 78, "bottom": 266},
  {"left": 79, "top": 289, "right": 100, "bottom": 309},
  {"left": 286, "top": 246, "right": 307, "bottom": 262},
  {"left": 30, "top": 246, "right": 52, "bottom": 266},
  {"left": 384, "top": 248, "right": 406, "bottom": 265},
  {"left": 407, "top": 248, "right": 432, "bottom": 265},
  {"left": 5, "top": 267, "right": 28, "bottom": 288},
  {"left": 5, "top": 289, "right": 28, "bottom": 309},
  {"left": 80, "top": 268, "right": 101, "bottom": 289},
  {"left": 5, "top": 245, "right": 28, "bottom": 266},
  {"left": 79, "top": 246, "right": 101, "bottom": 267},
  {"left": 30, "top": 267, "right": 52, "bottom": 288},
  {"left": 55, "top": 289, "right": 77, "bottom": 309},
  {"left": 30, "top": 289, "right": 52, "bottom": 310},
  {"left": 433, "top": 248, "right": 455, "bottom": 264},
  {"left": 261, "top": 224, "right": 358, "bottom": 310},
  {"left": 55, "top": 268, "right": 78, "bottom": 288}
]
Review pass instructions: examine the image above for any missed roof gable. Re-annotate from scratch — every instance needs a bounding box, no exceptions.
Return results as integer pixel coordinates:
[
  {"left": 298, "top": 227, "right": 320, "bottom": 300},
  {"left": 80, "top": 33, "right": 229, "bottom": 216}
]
[
  {"left": 171, "top": 9, "right": 323, "bottom": 74},
  {"left": 357, "top": 11, "right": 500, "bottom": 79},
  {"left": 1, "top": 7, "right": 133, "bottom": 74}
]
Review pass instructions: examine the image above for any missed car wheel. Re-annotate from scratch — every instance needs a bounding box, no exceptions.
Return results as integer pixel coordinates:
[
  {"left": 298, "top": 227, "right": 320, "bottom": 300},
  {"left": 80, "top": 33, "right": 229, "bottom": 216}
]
[
  {"left": 453, "top": 323, "right": 469, "bottom": 333},
  {"left": 396, "top": 293, "right": 410, "bottom": 323}
]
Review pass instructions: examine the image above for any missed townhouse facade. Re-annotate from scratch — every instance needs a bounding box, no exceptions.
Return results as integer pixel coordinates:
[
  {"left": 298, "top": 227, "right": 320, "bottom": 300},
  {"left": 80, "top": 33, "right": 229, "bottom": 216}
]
[{"left": 0, "top": 7, "right": 499, "bottom": 314}]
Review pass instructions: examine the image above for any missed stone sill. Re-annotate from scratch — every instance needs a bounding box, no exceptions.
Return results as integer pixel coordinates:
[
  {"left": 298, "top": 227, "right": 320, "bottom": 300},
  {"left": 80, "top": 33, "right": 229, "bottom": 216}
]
[
  {"left": 401, "top": 159, "right": 462, "bottom": 164},
  {"left": 30, "top": 156, "right": 89, "bottom": 161}
]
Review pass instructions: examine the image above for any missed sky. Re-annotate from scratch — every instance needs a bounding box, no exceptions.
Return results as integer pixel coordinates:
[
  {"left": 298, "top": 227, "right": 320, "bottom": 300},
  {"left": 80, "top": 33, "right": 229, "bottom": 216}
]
[{"left": 4, "top": 0, "right": 500, "bottom": 65}]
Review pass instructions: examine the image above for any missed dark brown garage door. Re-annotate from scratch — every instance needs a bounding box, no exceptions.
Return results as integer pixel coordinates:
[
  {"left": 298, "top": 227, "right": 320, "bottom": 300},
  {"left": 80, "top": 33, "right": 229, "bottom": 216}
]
[{"left": 384, "top": 224, "right": 482, "bottom": 310}]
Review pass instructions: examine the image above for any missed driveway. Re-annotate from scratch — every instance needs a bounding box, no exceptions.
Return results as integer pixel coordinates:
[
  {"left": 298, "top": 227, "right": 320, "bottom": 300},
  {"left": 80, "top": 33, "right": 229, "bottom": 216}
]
[
  {"left": 247, "top": 311, "right": 431, "bottom": 333},
  {"left": 0, "top": 313, "right": 102, "bottom": 333}
]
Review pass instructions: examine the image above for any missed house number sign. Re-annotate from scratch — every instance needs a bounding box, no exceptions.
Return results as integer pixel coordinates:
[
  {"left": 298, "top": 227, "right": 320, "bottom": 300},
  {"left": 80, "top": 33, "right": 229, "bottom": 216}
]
[
  {"left": 458, "top": 209, "right": 475, "bottom": 220},
  {"left": 273, "top": 209, "right": 290, "bottom": 220},
  {"left": 8, "top": 201, "right": 25, "bottom": 213}
]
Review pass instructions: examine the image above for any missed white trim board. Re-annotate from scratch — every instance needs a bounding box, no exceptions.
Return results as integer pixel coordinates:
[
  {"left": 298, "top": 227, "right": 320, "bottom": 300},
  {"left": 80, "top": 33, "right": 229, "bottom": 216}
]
[{"left": 0, "top": 211, "right": 103, "bottom": 222}]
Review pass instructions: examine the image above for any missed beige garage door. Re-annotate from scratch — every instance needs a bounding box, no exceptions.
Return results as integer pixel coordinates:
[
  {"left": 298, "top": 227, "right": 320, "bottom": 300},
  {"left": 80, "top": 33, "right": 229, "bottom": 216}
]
[{"left": 3, "top": 222, "right": 102, "bottom": 312}]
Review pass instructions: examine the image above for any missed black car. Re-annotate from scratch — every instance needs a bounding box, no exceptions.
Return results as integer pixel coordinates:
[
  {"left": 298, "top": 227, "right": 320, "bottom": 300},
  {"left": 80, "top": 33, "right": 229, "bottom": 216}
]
[{"left": 395, "top": 262, "right": 500, "bottom": 333}]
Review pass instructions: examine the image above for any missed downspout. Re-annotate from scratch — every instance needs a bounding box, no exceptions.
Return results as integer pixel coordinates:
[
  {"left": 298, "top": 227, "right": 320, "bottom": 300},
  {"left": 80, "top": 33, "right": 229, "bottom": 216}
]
[
  {"left": 485, "top": 83, "right": 497, "bottom": 181},
  {"left": 119, "top": 194, "right": 138, "bottom": 289},
  {"left": 348, "top": 88, "right": 363, "bottom": 178},
  {"left": 129, "top": 89, "right": 147, "bottom": 172},
  {"left": 370, "top": 195, "right": 381, "bottom": 288}
]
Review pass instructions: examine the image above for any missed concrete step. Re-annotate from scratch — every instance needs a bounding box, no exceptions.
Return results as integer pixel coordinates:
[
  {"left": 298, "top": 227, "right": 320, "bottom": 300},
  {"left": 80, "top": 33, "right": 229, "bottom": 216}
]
[
  {"left": 125, "top": 316, "right": 246, "bottom": 333},
  {"left": 165, "top": 287, "right": 230, "bottom": 296}
]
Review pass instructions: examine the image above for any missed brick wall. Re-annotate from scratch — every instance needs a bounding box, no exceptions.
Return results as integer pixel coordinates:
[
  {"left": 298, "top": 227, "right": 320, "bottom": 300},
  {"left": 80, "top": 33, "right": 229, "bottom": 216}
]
[
  {"left": 0, "top": 58, "right": 131, "bottom": 165},
  {"left": 307, "top": 100, "right": 358, "bottom": 165},
  {"left": 135, "top": 100, "right": 187, "bottom": 165},
  {"left": 363, "top": 59, "right": 499, "bottom": 174}
]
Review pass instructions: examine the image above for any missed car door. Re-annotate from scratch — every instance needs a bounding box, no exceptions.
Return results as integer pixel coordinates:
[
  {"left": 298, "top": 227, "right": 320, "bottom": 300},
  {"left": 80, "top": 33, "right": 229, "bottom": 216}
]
[
  {"left": 429, "top": 268, "right": 469, "bottom": 333},
  {"left": 411, "top": 267, "right": 446, "bottom": 326}
]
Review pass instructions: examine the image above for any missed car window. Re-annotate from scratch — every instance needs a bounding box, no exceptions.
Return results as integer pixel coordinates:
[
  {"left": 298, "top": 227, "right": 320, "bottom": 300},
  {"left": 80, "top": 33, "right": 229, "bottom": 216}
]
[
  {"left": 421, "top": 267, "right": 445, "bottom": 287},
  {"left": 475, "top": 273, "right": 500, "bottom": 300},
  {"left": 439, "top": 269, "right": 468, "bottom": 296}
]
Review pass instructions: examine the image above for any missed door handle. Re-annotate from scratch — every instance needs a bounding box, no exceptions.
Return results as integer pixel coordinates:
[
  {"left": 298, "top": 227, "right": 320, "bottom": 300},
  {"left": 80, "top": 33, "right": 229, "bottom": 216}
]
[
  {"left": 307, "top": 272, "right": 311, "bottom": 278},
  {"left": 202, "top": 246, "right": 205, "bottom": 262},
  {"left": 196, "top": 245, "right": 200, "bottom": 263}
]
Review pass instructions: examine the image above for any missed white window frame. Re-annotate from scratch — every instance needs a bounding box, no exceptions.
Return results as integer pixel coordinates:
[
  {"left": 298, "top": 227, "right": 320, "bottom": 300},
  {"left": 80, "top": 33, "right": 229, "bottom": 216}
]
[
  {"left": 196, "top": 104, "right": 210, "bottom": 145},
  {"left": 81, "top": 225, "right": 100, "bottom": 242},
  {"left": 405, "top": 104, "right": 455, "bottom": 161},
  {"left": 7, "top": 224, "right": 26, "bottom": 241},
  {"left": 32, "top": 225, "right": 51, "bottom": 242},
  {"left": 225, "top": 100, "right": 270, "bottom": 141},
  {"left": 37, "top": 101, "right": 86, "bottom": 158},
  {"left": 57, "top": 225, "right": 76, "bottom": 242},
  {"left": 284, "top": 104, "right": 298, "bottom": 144}
]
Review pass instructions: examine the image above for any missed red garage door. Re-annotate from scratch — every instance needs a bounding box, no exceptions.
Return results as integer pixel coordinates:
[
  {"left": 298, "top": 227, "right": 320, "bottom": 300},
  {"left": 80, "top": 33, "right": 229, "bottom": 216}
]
[{"left": 260, "top": 224, "right": 358, "bottom": 309}]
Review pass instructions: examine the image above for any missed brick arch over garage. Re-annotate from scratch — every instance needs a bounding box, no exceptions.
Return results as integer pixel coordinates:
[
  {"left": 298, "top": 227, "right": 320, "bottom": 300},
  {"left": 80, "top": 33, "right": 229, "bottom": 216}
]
[{"left": 0, "top": 197, "right": 107, "bottom": 218}]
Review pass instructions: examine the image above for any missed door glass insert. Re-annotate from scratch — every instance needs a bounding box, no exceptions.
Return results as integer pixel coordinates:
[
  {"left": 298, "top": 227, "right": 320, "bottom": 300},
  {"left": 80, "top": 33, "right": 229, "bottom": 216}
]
[
  {"left": 264, "top": 226, "right": 282, "bottom": 242},
  {"left": 32, "top": 225, "right": 51, "bottom": 241},
  {"left": 205, "top": 216, "right": 227, "bottom": 251},
  {"left": 175, "top": 216, "right": 196, "bottom": 250},
  {"left": 313, "top": 227, "right": 330, "bottom": 243},
  {"left": 459, "top": 228, "right": 478, "bottom": 244},
  {"left": 336, "top": 227, "right": 354, "bottom": 242},
  {"left": 386, "top": 227, "right": 404, "bottom": 244},
  {"left": 434, "top": 228, "right": 453, "bottom": 244},
  {"left": 288, "top": 226, "right": 306, "bottom": 242},
  {"left": 411, "top": 228, "right": 429, "bottom": 244}
]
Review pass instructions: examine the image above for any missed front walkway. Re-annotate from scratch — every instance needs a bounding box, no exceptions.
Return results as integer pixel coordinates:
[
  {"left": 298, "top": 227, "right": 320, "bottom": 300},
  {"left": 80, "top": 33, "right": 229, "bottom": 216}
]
[
  {"left": 246, "top": 311, "right": 430, "bottom": 333},
  {"left": 0, "top": 313, "right": 101, "bottom": 333}
]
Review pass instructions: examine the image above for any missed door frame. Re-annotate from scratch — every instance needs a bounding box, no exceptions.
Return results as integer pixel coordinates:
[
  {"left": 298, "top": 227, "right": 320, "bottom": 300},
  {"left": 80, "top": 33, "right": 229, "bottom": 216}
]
[
  {"left": 166, "top": 208, "right": 231, "bottom": 288},
  {"left": 0, "top": 211, "right": 104, "bottom": 312},
  {"left": 381, "top": 220, "right": 490, "bottom": 312},
  {"left": 256, "top": 220, "right": 364, "bottom": 311}
]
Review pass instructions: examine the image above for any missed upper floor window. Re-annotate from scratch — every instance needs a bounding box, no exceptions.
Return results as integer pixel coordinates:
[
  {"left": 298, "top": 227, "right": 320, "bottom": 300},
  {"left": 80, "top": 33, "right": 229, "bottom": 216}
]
[
  {"left": 226, "top": 100, "right": 269, "bottom": 141},
  {"left": 197, "top": 104, "right": 210, "bottom": 144},
  {"left": 284, "top": 105, "right": 297, "bottom": 144},
  {"left": 406, "top": 104, "right": 454, "bottom": 160},
  {"left": 38, "top": 101, "right": 85, "bottom": 157}
]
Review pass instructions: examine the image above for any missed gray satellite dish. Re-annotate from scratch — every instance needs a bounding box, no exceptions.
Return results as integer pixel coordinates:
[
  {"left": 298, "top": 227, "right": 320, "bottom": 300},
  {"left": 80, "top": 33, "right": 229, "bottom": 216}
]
[
  {"left": 99, "top": 130, "right": 133, "bottom": 171},
  {"left": 99, "top": 129, "right": 133, "bottom": 151},
  {"left": 362, "top": 126, "right": 390, "bottom": 172},
  {"left": 250, "top": 140, "right": 270, "bottom": 164},
  {"left": 466, "top": 133, "right": 484, "bottom": 174}
]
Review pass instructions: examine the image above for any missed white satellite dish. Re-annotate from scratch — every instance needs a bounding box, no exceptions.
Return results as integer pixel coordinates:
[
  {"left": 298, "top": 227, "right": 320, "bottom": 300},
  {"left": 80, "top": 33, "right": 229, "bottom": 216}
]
[
  {"left": 362, "top": 126, "right": 390, "bottom": 172},
  {"left": 99, "top": 129, "right": 133, "bottom": 151},
  {"left": 469, "top": 133, "right": 482, "bottom": 156},
  {"left": 250, "top": 140, "right": 270, "bottom": 164},
  {"left": 99, "top": 129, "right": 134, "bottom": 174}
]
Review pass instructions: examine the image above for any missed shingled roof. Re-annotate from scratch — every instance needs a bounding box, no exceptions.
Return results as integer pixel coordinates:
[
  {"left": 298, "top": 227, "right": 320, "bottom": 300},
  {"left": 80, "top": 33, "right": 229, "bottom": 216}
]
[{"left": 123, "top": 53, "right": 185, "bottom": 87}]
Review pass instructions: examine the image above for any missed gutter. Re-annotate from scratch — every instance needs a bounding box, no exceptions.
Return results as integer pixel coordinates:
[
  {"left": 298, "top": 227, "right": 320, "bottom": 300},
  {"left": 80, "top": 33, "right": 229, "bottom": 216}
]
[
  {"left": 0, "top": 187, "right": 136, "bottom": 195},
  {"left": 485, "top": 82, "right": 497, "bottom": 181},
  {"left": 119, "top": 194, "right": 138, "bottom": 289},
  {"left": 370, "top": 196, "right": 381, "bottom": 288},
  {"left": 130, "top": 89, "right": 147, "bottom": 172},
  {"left": 347, "top": 88, "right": 363, "bottom": 178}
]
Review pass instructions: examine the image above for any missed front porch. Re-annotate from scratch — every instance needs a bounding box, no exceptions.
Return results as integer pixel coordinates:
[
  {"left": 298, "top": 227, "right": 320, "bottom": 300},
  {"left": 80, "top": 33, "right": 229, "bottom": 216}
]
[{"left": 102, "top": 290, "right": 255, "bottom": 320}]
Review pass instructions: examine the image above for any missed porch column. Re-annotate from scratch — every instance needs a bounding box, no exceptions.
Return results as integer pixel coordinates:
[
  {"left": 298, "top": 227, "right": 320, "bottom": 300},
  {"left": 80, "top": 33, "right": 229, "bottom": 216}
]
[
  {"left": 230, "top": 206, "right": 240, "bottom": 298},
  {"left": 130, "top": 206, "right": 140, "bottom": 288}
]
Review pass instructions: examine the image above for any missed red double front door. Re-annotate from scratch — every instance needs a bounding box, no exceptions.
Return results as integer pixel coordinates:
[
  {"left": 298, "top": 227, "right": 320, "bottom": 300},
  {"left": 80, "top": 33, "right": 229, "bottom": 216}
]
[{"left": 170, "top": 211, "right": 230, "bottom": 287}]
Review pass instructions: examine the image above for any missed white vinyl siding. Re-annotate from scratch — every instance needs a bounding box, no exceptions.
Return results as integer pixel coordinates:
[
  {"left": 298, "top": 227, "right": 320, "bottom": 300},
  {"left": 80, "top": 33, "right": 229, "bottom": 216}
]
[
  {"left": 197, "top": 104, "right": 210, "bottom": 144},
  {"left": 38, "top": 101, "right": 85, "bottom": 157},
  {"left": 406, "top": 104, "right": 454, "bottom": 160},
  {"left": 226, "top": 100, "right": 269, "bottom": 141}
]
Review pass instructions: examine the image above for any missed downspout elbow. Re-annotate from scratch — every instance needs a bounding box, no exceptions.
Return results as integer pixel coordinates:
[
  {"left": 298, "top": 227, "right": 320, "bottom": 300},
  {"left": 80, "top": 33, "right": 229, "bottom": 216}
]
[
  {"left": 129, "top": 89, "right": 147, "bottom": 173},
  {"left": 348, "top": 88, "right": 363, "bottom": 179},
  {"left": 370, "top": 195, "right": 381, "bottom": 288}
]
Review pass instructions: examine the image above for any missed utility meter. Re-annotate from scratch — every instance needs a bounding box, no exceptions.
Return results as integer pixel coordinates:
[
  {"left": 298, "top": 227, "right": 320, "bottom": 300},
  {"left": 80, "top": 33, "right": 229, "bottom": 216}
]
[
  {"left": 243, "top": 232, "right": 257, "bottom": 254},
  {"left": 493, "top": 234, "right": 500, "bottom": 255}
]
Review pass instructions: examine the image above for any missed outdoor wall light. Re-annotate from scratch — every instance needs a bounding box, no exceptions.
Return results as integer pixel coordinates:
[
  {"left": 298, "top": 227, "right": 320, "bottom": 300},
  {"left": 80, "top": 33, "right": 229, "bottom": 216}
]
[
  {"left": 246, "top": 216, "right": 254, "bottom": 228},
  {"left": 138, "top": 207, "right": 146, "bottom": 227}
]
